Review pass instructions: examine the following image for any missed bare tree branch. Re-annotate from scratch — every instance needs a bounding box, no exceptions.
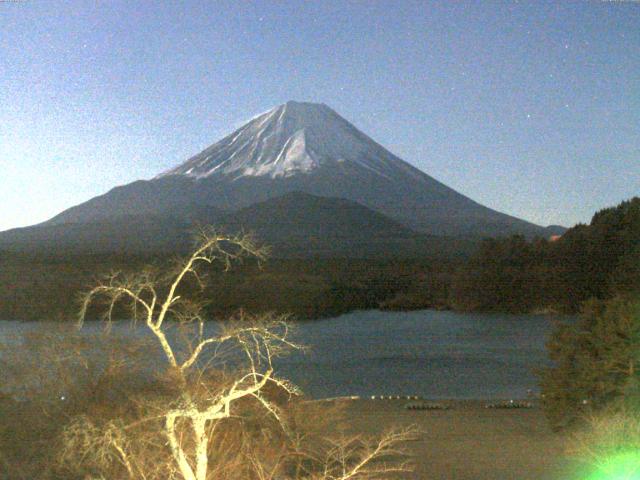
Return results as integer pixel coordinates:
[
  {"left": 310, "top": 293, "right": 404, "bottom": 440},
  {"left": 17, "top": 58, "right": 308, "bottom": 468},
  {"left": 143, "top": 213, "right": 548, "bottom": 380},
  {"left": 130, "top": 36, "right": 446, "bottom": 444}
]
[{"left": 68, "top": 228, "right": 415, "bottom": 480}]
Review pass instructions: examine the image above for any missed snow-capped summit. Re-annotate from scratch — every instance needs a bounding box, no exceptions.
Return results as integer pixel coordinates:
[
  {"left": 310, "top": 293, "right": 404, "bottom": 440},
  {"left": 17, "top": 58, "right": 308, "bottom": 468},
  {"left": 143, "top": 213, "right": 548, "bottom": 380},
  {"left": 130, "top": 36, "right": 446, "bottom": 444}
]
[{"left": 157, "top": 101, "right": 419, "bottom": 181}]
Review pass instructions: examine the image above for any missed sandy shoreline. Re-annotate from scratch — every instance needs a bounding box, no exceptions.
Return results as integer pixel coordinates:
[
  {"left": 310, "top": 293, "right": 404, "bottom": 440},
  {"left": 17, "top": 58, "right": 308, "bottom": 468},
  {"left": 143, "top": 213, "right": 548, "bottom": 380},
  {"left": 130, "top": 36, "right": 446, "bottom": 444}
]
[{"left": 312, "top": 398, "right": 576, "bottom": 480}]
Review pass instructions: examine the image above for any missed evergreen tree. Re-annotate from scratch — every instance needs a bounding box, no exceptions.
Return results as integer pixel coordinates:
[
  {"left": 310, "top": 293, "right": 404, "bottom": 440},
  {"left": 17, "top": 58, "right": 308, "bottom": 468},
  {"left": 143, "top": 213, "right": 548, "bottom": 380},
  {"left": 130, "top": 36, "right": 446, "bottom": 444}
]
[
  {"left": 539, "top": 296, "right": 640, "bottom": 429},
  {"left": 451, "top": 197, "right": 640, "bottom": 313}
]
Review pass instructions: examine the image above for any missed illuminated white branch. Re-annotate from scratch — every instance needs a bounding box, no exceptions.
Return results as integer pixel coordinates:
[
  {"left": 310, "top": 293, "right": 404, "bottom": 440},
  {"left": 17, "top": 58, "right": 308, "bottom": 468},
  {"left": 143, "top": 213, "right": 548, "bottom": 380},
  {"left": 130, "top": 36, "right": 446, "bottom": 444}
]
[{"left": 74, "top": 228, "right": 414, "bottom": 480}]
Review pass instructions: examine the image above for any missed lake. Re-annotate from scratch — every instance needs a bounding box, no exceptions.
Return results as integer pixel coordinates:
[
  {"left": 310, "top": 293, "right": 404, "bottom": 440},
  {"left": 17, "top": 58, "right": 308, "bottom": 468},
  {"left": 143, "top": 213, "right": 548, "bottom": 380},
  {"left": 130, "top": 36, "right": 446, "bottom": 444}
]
[{"left": 0, "top": 309, "right": 565, "bottom": 400}]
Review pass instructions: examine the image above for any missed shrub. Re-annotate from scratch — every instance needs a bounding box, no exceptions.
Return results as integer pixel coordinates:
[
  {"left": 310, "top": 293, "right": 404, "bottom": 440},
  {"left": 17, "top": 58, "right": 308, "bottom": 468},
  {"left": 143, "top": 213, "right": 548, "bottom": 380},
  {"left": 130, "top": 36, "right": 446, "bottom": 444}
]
[
  {"left": 565, "top": 408, "right": 640, "bottom": 479},
  {"left": 1, "top": 230, "right": 417, "bottom": 480},
  {"left": 539, "top": 295, "right": 640, "bottom": 429}
]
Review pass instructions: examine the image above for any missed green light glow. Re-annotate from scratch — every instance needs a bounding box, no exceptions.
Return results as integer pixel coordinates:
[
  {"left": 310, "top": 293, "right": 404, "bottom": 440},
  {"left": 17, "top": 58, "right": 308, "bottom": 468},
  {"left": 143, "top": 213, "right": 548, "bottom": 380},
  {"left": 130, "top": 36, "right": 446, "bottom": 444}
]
[{"left": 585, "top": 452, "right": 640, "bottom": 480}]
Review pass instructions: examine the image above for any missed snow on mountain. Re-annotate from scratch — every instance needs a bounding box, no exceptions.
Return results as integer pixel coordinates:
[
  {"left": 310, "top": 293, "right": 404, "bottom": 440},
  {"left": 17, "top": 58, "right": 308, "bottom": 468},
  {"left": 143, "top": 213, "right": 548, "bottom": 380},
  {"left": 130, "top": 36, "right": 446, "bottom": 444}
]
[
  {"left": 157, "top": 101, "right": 421, "bottom": 182},
  {"left": 36, "top": 100, "right": 549, "bottom": 238}
]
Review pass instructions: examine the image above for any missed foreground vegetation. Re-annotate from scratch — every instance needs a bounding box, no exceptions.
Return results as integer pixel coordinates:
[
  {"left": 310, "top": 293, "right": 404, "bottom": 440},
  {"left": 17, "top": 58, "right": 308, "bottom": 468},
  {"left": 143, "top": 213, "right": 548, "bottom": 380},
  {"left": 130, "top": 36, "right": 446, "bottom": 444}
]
[
  {"left": 537, "top": 276, "right": 640, "bottom": 474},
  {"left": 539, "top": 295, "right": 640, "bottom": 429},
  {"left": 564, "top": 407, "right": 640, "bottom": 479},
  {"left": 0, "top": 231, "right": 415, "bottom": 479}
]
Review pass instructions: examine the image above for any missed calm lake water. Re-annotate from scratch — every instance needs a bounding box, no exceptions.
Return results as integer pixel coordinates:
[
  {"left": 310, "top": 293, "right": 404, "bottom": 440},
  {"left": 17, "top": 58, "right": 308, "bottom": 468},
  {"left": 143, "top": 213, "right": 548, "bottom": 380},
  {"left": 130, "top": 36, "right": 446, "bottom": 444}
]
[{"left": 0, "top": 309, "right": 565, "bottom": 400}]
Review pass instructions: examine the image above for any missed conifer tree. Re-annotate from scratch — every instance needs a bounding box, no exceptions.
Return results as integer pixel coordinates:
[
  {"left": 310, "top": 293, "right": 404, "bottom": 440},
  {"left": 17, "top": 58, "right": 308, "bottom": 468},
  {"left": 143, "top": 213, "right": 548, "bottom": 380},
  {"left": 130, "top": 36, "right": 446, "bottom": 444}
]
[{"left": 539, "top": 296, "right": 640, "bottom": 429}]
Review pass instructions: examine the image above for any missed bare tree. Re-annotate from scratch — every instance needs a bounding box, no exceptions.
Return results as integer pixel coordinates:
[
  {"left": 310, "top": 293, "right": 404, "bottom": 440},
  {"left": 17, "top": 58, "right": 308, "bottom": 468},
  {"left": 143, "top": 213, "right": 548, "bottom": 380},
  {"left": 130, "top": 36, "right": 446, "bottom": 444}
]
[
  {"left": 315, "top": 428, "right": 416, "bottom": 480},
  {"left": 67, "top": 228, "right": 416, "bottom": 480}
]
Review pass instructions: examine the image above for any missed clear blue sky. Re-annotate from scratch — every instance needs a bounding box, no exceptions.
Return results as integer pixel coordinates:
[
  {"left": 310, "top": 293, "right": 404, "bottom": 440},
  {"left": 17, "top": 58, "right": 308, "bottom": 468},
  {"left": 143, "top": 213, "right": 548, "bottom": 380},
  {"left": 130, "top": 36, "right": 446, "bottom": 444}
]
[{"left": 1, "top": 0, "right": 639, "bottom": 231}]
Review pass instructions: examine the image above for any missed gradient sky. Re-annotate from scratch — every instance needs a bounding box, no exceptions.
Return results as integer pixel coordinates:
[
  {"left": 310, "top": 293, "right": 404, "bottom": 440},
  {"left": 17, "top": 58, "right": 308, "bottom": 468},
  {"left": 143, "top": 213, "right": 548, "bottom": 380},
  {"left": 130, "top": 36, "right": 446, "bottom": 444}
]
[{"left": 1, "top": 0, "right": 639, "bottom": 232}]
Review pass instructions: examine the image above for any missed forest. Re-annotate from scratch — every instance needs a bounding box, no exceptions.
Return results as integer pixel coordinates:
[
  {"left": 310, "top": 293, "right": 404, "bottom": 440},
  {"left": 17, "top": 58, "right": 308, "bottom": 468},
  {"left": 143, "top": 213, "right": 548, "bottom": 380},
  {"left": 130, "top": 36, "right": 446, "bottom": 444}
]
[
  {"left": 451, "top": 197, "right": 640, "bottom": 313},
  {"left": 0, "top": 197, "right": 638, "bottom": 321}
]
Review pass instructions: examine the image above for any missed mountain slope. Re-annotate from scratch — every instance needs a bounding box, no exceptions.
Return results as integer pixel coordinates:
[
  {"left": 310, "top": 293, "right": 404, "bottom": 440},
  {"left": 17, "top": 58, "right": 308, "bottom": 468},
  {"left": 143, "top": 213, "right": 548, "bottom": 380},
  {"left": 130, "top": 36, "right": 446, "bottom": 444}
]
[
  {"left": 226, "top": 191, "right": 415, "bottom": 241},
  {"left": 2, "top": 193, "right": 468, "bottom": 258},
  {"left": 222, "top": 192, "right": 478, "bottom": 258},
  {"left": 0, "top": 204, "right": 224, "bottom": 254},
  {"left": 36, "top": 101, "right": 552, "bottom": 237}
]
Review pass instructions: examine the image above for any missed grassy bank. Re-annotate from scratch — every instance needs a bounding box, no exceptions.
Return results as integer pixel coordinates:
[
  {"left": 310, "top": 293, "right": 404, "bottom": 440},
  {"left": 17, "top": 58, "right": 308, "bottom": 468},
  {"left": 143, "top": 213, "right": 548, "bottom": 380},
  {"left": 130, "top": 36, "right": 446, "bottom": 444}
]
[{"left": 318, "top": 398, "right": 575, "bottom": 480}]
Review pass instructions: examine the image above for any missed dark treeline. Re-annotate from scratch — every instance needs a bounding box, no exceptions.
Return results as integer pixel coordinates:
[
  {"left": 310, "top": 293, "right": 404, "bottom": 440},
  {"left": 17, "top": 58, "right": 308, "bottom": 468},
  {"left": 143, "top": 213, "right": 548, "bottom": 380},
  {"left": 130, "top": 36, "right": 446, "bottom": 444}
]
[
  {"left": 451, "top": 197, "right": 640, "bottom": 313},
  {"left": 0, "top": 251, "right": 457, "bottom": 321},
  {"left": 1, "top": 197, "right": 637, "bottom": 321}
]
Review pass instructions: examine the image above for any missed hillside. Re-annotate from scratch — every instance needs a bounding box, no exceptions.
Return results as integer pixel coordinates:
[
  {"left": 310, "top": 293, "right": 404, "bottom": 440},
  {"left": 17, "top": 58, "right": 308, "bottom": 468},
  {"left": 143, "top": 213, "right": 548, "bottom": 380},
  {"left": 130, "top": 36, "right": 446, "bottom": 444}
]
[{"left": 0, "top": 192, "right": 473, "bottom": 258}]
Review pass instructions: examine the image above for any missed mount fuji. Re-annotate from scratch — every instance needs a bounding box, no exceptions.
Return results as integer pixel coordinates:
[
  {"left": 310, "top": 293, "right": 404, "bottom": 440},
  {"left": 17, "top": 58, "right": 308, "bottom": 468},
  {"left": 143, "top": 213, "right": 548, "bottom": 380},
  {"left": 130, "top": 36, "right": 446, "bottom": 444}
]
[{"left": 3, "top": 101, "right": 559, "bottom": 254}]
